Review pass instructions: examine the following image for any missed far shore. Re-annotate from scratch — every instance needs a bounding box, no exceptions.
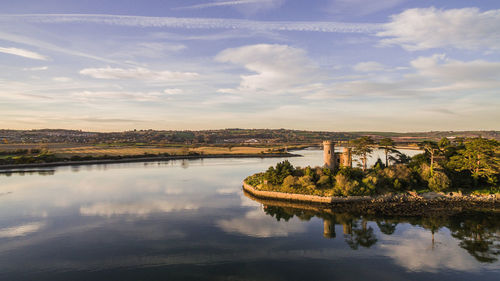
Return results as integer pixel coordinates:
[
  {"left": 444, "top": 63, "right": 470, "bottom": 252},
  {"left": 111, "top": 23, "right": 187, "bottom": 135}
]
[{"left": 0, "top": 152, "right": 300, "bottom": 171}]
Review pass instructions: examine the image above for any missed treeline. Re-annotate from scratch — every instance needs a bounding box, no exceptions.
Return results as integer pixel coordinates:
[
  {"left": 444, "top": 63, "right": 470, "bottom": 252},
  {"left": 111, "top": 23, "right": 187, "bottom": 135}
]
[
  {"left": 246, "top": 137, "right": 499, "bottom": 196},
  {"left": 0, "top": 148, "right": 41, "bottom": 155}
]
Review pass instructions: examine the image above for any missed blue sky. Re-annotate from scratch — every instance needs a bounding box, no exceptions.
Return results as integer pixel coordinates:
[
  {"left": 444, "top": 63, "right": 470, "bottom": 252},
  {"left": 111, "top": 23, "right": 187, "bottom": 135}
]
[{"left": 0, "top": 0, "right": 499, "bottom": 132}]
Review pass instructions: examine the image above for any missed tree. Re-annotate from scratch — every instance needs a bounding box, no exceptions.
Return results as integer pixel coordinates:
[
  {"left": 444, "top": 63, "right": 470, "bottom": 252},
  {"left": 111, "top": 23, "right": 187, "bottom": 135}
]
[
  {"left": 419, "top": 141, "right": 439, "bottom": 175},
  {"left": 379, "top": 138, "right": 395, "bottom": 167},
  {"left": 351, "top": 136, "right": 375, "bottom": 171},
  {"left": 449, "top": 138, "right": 499, "bottom": 185}
]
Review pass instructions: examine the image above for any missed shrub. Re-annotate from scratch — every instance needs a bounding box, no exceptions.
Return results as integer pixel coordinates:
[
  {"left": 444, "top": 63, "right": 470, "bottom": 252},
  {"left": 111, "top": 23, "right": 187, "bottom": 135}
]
[
  {"left": 428, "top": 171, "right": 451, "bottom": 192},
  {"left": 334, "top": 174, "right": 361, "bottom": 196},
  {"left": 362, "top": 175, "right": 377, "bottom": 191},
  {"left": 316, "top": 175, "right": 331, "bottom": 187},
  {"left": 298, "top": 175, "right": 316, "bottom": 189},
  {"left": 283, "top": 175, "right": 297, "bottom": 188}
]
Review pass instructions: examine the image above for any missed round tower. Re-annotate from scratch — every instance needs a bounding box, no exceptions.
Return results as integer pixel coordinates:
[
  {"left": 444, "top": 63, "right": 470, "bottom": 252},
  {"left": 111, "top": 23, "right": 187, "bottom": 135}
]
[
  {"left": 342, "top": 147, "right": 352, "bottom": 167},
  {"left": 323, "top": 140, "right": 335, "bottom": 169}
]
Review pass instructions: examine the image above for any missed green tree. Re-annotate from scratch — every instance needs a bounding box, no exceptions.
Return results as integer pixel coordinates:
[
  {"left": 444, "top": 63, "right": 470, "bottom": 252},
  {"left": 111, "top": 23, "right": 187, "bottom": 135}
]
[
  {"left": 351, "top": 136, "right": 375, "bottom": 171},
  {"left": 419, "top": 141, "right": 439, "bottom": 175},
  {"left": 379, "top": 137, "right": 395, "bottom": 167},
  {"left": 449, "top": 138, "right": 499, "bottom": 185}
]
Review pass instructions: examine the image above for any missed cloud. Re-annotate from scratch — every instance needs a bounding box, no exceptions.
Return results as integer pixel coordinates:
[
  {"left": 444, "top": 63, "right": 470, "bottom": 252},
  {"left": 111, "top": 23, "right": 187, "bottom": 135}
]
[
  {"left": 163, "top": 88, "right": 184, "bottom": 95},
  {"left": 409, "top": 54, "right": 500, "bottom": 91},
  {"left": 70, "top": 90, "right": 169, "bottom": 102},
  {"left": 173, "top": 0, "right": 281, "bottom": 10},
  {"left": 0, "top": 31, "right": 127, "bottom": 65},
  {"left": 23, "top": 66, "right": 48, "bottom": 71},
  {"left": 0, "top": 14, "right": 382, "bottom": 34},
  {"left": 378, "top": 7, "right": 500, "bottom": 51},
  {"left": 110, "top": 42, "right": 187, "bottom": 59},
  {"left": 0, "top": 222, "right": 45, "bottom": 238},
  {"left": 353, "top": 61, "right": 385, "bottom": 72},
  {"left": 0, "top": 46, "right": 48, "bottom": 60},
  {"left": 79, "top": 67, "right": 199, "bottom": 81},
  {"left": 215, "top": 44, "right": 321, "bottom": 94},
  {"left": 75, "top": 117, "right": 146, "bottom": 123},
  {"left": 52, "top": 77, "right": 72, "bottom": 82},
  {"left": 328, "top": 0, "right": 405, "bottom": 16},
  {"left": 305, "top": 54, "right": 500, "bottom": 101}
]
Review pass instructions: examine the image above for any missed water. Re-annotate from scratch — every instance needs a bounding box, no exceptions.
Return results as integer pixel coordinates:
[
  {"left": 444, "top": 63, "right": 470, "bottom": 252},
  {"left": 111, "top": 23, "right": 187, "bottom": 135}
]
[{"left": 0, "top": 149, "right": 498, "bottom": 280}]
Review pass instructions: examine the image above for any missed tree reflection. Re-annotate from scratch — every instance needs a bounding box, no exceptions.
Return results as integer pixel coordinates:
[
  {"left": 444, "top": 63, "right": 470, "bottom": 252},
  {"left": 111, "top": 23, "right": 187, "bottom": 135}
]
[
  {"left": 344, "top": 219, "right": 378, "bottom": 249},
  {"left": 376, "top": 219, "right": 398, "bottom": 235},
  {"left": 258, "top": 202, "right": 500, "bottom": 262},
  {"left": 448, "top": 212, "right": 500, "bottom": 263}
]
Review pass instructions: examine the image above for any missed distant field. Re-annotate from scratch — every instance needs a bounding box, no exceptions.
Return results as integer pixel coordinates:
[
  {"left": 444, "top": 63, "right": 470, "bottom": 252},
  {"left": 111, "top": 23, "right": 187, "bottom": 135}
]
[{"left": 0, "top": 143, "right": 280, "bottom": 157}]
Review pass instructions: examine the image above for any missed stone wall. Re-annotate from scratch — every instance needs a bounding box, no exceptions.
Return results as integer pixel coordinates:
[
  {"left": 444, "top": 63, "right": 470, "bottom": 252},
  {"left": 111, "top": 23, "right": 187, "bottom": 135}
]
[{"left": 242, "top": 182, "right": 372, "bottom": 204}]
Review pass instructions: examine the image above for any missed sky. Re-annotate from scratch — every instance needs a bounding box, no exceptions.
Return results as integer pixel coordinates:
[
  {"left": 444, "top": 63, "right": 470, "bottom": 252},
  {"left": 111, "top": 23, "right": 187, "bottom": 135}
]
[{"left": 0, "top": 0, "right": 499, "bottom": 132}]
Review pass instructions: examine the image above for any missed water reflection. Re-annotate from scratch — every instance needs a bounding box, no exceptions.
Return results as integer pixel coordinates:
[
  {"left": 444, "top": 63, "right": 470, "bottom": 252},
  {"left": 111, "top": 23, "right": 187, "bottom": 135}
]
[
  {"left": 0, "top": 169, "right": 55, "bottom": 176},
  {"left": 256, "top": 196, "right": 500, "bottom": 263},
  {"left": 0, "top": 150, "right": 497, "bottom": 280}
]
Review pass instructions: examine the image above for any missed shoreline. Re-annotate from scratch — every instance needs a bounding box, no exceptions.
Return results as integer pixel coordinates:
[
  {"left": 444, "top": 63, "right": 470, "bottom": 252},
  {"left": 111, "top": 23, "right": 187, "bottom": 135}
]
[
  {"left": 0, "top": 153, "right": 300, "bottom": 171},
  {"left": 242, "top": 182, "right": 500, "bottom": 215}
]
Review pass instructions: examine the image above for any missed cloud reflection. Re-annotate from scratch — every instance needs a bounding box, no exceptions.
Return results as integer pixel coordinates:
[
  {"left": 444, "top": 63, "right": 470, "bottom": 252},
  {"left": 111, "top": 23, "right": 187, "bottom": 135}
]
[
  {"left": 0, "top": 222, "right": 45, "bottom": 238},
  {"left": 80, "top": 200, "right": 198, "bottom": 217},
  {"left": 380, "top": 228, "right": 482, "bottom": 272}
]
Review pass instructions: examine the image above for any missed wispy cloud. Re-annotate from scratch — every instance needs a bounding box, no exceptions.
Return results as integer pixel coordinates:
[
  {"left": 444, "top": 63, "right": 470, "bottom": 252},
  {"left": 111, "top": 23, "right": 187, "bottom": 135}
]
[
  {"left": 79, "top": 67, "right": 199, "bottom": 81},
  {"left": 327, "top": 0, "right": 405, "bottom": 16},
  {"left": 0, "top": 14, "right": 382, "bottom": 33},
  {"left": 173, "top": 0, "right": 277, "bottom": 10},
  {"left": 23, "top": 66, "right": 48, "bottom": 71},
  {"left": 0, "top": 31, "right": 128, "bottom": 65},
  {"left": 0, "top": 46, "right": 48, "bottom": 60}
]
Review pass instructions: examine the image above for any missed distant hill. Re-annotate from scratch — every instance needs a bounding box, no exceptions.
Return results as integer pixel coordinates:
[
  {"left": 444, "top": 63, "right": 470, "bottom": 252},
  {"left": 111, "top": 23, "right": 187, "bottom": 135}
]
[{"left": 0, "top": 129, "right": 498, "bottom": 145}]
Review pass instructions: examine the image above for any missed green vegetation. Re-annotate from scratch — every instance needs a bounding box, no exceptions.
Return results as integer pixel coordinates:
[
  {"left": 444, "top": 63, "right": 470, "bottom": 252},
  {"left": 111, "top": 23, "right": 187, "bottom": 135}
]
[
  {"left": 379, "top": 137, "right": 395, "bottom": 167},
  {"left": 351, "top": 136, "right": 375, "bottom": 171},
  {"left": 245, "top": 137, "right": 500, "bottom": 196}
]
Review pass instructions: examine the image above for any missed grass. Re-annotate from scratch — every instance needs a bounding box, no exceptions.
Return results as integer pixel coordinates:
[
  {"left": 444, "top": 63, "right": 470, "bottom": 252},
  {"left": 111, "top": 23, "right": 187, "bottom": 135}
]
[{"left": 0, "top": 144, "right": 285, "bottom": 158}]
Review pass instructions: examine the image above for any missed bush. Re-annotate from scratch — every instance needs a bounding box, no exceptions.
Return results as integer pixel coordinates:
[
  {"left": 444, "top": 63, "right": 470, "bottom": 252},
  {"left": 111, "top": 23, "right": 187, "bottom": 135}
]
[
  {"left": 428, "top": 171, "right": 451, "bottom": 192},
  {"left": 283, "top": 175, "right": 297, "bottom": 188},
  {"left": 334, "top": 174, "right": 361, "bottom": 196},
  {"left": 316, "top": 175, "right": 331, "bottom": 187},
  {"left": 298, "top": 175, "right": 316, "bottom": 189}
]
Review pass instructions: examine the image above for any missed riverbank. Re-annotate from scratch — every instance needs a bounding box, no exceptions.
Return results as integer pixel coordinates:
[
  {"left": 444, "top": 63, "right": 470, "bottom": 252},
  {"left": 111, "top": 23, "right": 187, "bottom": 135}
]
[
  {"left": 243, "top": 182, "right": 500, "bottom": 216},
  {"left": 0, "top": 153, "right": 300, "bottom": 170}
]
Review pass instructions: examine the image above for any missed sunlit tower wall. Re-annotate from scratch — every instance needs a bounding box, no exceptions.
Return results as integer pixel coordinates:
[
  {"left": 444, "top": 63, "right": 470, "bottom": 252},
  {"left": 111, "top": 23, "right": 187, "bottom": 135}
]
[
  {"left": 323, "top": 141, "right": 335, "bottom": 169},
  {"left": 340, "top": 147, "right": 352, "bottom": 168}
]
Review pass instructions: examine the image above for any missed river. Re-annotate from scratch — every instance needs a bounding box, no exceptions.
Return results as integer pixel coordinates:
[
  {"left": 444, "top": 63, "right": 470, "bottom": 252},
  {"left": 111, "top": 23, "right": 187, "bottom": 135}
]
[{"left": 0, "top": 149, "right": 498, "bottom": 280}]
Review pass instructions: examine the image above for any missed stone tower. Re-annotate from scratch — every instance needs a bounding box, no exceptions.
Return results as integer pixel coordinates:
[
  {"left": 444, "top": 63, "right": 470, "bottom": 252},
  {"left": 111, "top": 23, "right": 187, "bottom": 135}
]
[
  {"left": 323, "top": 140, "right": 335, "bottom": 169},
  {"left": 340, "top": 147, "right": 352, "bottom": 167}
]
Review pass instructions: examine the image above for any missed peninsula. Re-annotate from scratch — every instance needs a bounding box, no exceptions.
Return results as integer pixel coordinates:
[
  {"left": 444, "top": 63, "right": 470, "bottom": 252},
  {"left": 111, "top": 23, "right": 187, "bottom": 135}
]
[{"left": 243, "top": 136, "right": 500, "bottom": 212}]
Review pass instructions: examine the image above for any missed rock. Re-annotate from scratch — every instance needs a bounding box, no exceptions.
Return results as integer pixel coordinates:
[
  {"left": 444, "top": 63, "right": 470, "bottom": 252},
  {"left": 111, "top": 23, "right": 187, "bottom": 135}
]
[{"left": 421, "top": 192, "right": 444, "bottom": 200}]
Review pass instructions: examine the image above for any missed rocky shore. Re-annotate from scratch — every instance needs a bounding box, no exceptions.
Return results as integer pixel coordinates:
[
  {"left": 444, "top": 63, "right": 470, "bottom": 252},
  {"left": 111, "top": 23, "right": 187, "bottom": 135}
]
[{"left": 243, "top": 182, "right": 499, "bottom": 216}]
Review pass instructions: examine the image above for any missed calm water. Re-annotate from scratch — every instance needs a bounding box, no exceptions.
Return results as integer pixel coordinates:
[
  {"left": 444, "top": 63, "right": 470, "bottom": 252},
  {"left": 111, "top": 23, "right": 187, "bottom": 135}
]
[{"left": 0, "top": 149, "right": 498, "bottom": 280}]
